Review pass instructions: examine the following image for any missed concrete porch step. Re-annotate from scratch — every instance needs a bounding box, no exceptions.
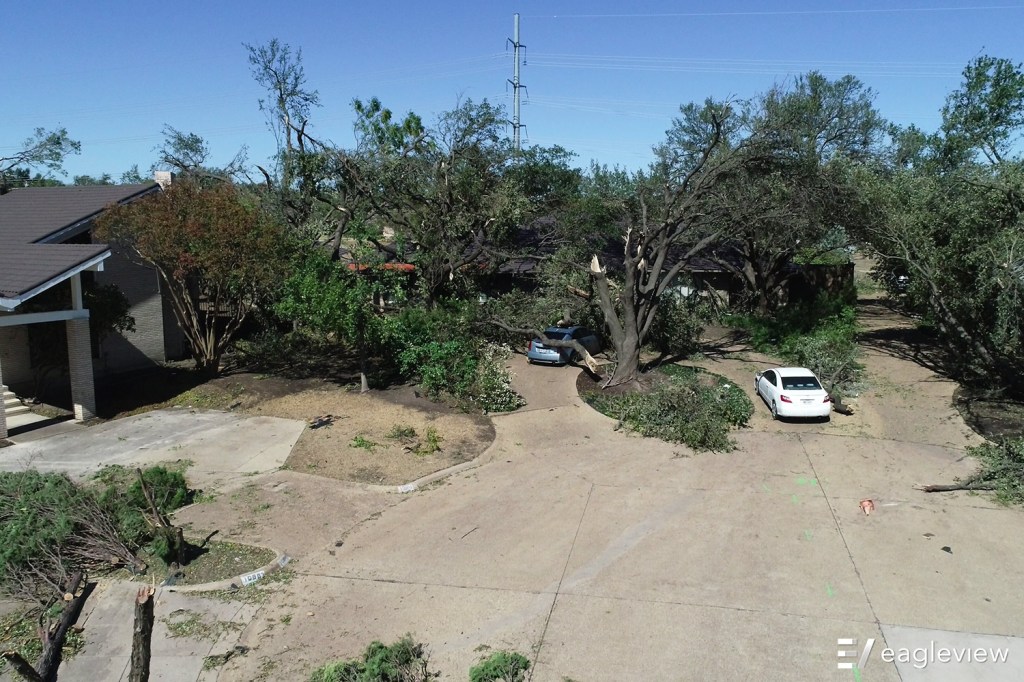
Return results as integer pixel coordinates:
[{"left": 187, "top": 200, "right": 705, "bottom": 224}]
[{"left": 2, "top": 386, "right": 31, "bottom": 416}]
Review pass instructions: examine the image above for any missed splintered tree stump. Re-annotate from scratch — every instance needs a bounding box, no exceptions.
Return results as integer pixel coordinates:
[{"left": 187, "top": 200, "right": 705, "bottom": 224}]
[
  {"left": 129, "top": 587, "right": 156, "bottom": 682},
  {"left": 36, "top": 571, "right": 87, "bottom": 682},
  {"left": 0, "top": 652, "right": 44, "bottom": 682}
]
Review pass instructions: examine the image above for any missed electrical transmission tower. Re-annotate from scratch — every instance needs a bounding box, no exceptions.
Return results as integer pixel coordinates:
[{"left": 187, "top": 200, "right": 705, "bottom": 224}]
[{"left": 507, "top": 13, "right": 526, "bottom": 150}]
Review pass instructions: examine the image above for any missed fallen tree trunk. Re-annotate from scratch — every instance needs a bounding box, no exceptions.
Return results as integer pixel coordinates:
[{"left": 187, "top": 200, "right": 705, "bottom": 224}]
[
  {"left": 129, "top": 587, "right": 156, "bottom": 682},
  {"left": 35, "top": 571, "right": 88, "bottom": 682},
  {"left": 914, "top": 481, "right": 996, "bottom": 493},
  {"left": 0, "top": 652, "right": 43, "bottom": 682}
]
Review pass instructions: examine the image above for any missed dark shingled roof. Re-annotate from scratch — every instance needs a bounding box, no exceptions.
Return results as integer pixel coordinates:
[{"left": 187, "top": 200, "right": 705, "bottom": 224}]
[
  {"left": 0, "top": 183, "right": 158, "bottom": 245},
  {"left": 0, "top": 244, "right": 109, "bottom": 298},
  {"left": 0, "top": 183, "right": 159, "bottom": 305}
]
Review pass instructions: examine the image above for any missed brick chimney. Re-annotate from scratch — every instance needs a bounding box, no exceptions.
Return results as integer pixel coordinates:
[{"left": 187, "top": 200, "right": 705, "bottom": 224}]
[{"left": 153, "top": 171, "right": 175, "bottom": 189}]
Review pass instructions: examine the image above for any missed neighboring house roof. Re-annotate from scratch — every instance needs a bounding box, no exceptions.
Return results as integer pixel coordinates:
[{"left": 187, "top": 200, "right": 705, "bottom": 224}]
[{"left": 0, "top": 183, "right": 159, "bottom": 310}]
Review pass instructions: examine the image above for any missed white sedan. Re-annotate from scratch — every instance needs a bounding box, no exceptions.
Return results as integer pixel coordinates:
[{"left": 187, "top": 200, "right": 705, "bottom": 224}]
[{"left": 754, "top": 367, "right": 832, "bottom": 420}]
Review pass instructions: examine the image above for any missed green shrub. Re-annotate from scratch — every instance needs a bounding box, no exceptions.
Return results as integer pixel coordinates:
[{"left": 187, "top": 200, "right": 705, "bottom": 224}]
[
  {"left": 400, "top": 341, "right": 525, "bottom": 413},
  {"left": 585, "top": 366, "right": 753, "bottom": 452},
  {"left": 387, "top": 424, "right": 417, "bottom": 440},
  {"left": 309, "top": 636, "right": 438, "bottom": 682},
  {"left": 965, "top": 438, "right": 1024, "bottom": 505},
  {"left": 646, "top": 294, "right": 710, "bottom": 357},
  {"left": 777, "top": 312, "right": 862, "bottom": 392},
  {"left": 471, "top": 344, "right": 527, "bottom": 413},
  {"left": 399, "top": 340, "right": 479, "bottom": 399},
  {"left": 729, "top": 295, "right": 862, "bottom": 393},
  {"left": 414, "top": 428, "right": 443, "bottom": 456},
  {"left": 469, "top": 651, "right": 531, "bottom": 682}
]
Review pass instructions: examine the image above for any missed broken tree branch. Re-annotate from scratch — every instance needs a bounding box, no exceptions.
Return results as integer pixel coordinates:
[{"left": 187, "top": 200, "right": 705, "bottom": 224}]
[
  {"left": 914, "top": 481, "right": 997, "bottom": 493},
  {"left": 35, "top": 571, "right": 87, "bottom": 682},
  {"left": 0, "top": 652, "right": 43, "bottom": 682}
]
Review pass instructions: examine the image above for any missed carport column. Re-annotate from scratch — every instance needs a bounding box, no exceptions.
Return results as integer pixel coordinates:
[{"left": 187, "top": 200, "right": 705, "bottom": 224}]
[
  {"left": 66, "top": 274, "right": 96, "bottom": 422},
  {"left": 0, "top": 354, "right": 7, "bottom": 439}
]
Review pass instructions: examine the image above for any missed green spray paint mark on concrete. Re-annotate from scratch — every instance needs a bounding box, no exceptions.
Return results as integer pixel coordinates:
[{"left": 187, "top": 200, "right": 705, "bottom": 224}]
[
  {"left": 804, "top": 530, "right": 813, "bottom": 540},
  {"left": 826, "top": 583, "right": 835, "bottom": 597},
  {"left": 853, "top": 665, "right": 862, "bottom": 682},
  {"left": 762, "top": 483, "right": 771, "bottom": 493},
  {"left": 792, "top": 494, "right": 800, "bottom": 504}
]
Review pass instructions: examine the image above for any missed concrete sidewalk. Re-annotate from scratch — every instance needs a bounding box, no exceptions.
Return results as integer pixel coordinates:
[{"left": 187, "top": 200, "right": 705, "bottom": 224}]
[
  {"left": 54, "top": 581, "right": 262, "bottom": 682},
  {"left": 0, "top": 408, "right": 305, "bottom": 491}
]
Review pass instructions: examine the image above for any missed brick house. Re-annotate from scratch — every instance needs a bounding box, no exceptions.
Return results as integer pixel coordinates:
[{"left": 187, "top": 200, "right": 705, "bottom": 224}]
[{"left": 0, "top": 183, "right": 186, "bottom": 437}]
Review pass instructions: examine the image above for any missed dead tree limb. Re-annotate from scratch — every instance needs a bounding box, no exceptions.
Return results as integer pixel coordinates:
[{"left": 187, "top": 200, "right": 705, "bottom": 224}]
[
  {"left": 35, "top": 571, "right": 87, "bottom": 682},
  {"left": 489, "top": 318, "right": 605, "bottom": 375},
  {"left": 0, "top": 652, "right": 44, "bottom": 682},
  {"left": 128, "top": 587, "right": 156, "bottom": 682},
  {"left": 915, "top": 481, "right": 997, "bottom": 493}
]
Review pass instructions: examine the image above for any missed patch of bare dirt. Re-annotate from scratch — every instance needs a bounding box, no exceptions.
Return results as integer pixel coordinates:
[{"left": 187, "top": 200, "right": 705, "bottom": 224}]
[
  {"left": 954, "top": 387, "right": 1024, "bottom": 440},
  {"left": 173, "top": 470, "right": 398, "bottom": 559},
  {"left": 101, "top": 368, "right": 496, "bottom": 487},
  {"left": 250, "top": 385, "right": 495, "bottom": 486}
]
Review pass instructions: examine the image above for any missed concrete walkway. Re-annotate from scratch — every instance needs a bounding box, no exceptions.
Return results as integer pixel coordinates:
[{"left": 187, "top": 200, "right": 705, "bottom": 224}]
[{"left": 0, "top": 407, "right": 305, "bottom": 491}]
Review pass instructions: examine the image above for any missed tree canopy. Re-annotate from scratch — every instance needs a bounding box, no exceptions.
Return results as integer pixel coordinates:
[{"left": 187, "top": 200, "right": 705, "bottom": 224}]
[{"left": 95, "top": 181, "right": 288, "bottom": 375}]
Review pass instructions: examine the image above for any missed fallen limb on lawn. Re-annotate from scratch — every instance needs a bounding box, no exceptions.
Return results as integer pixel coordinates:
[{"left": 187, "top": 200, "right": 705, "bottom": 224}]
[{"left": 914, "top": 482, "right": 997, "bottom": 493}]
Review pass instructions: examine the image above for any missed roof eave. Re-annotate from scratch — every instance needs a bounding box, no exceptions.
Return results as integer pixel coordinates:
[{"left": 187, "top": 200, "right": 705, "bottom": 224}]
[
  {"left": 0, "top": 250, "right": 111, "bottom": 312},
  {"left": 37, "top": 183, "right": 160, "bottom": 244}
]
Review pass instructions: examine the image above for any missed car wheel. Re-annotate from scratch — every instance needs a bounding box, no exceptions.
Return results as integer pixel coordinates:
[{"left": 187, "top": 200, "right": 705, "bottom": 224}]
[{"left": 771, "top": 400, "right": 779, "bottom": 420}]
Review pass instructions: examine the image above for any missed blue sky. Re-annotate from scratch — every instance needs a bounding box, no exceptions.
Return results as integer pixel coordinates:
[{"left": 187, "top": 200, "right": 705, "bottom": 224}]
[{"left": 3, "top": 1, "right": 1023, "bottom": 180}]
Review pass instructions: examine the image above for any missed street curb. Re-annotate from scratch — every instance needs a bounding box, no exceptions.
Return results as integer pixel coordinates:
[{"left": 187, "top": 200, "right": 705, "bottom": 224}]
[{"left": 164, "top": 548, "right": 291, "bottom": 594}]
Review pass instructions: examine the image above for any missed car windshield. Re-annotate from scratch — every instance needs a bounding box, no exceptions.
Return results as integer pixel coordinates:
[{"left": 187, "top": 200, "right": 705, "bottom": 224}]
[
  {"left": 541, "top": 330, "right": 570, "bottom": 341},
  {"left": 781, "top": 376, "right": 822, "bottom": 390}
]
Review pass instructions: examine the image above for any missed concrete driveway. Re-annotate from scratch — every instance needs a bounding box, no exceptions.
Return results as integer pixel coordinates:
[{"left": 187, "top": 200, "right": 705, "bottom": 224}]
[
  {"left": 7, "top": 351, "right": 1023, "bottom": 681},
  {"left": 0, "top": 408, "right": 305, "bottom": 490},
  {"left": 215, "top": 355, "right": 1024, "bottom": 682}
]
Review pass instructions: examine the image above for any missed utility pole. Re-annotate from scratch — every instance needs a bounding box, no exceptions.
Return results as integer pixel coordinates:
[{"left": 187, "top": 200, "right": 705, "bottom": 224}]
[{"left": 507, "top": 13, "right": 526, "bottom": 151}]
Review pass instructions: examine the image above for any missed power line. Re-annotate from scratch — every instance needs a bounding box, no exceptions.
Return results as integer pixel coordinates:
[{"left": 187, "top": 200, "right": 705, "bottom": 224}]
[{"left": 528, "top": 5, "right": 1024, "bottom": 19}]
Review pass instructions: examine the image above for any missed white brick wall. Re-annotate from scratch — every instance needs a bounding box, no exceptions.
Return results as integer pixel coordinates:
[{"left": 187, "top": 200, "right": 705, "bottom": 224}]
[
  {"left": 94, "top": 247, "right": 172, "bottom": 373},
  {"left": 1, "top": 354, "right": 8, "bottom": 438},
  {"left": 66, "top": 317, "right": 96, "bottom": 421}
]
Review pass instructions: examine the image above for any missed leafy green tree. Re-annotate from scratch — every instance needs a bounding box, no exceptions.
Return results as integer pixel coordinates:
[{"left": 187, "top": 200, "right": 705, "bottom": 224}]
[
  {"left": 274, "top": 248, "right": 399, "bottom": 392},
  {"left": 352, "top": 98, "right": 528, "bottom": 305},
  {"left": 0, "top": 127, "right": 80, "bottom": 192},
  {"left": 704, "top": 72, "right": 883, "bottom": 313},
  {"left": 95, "top": 181, "right": 287, "bottom": 375},
  {"left": 865, "top": 55, "right": 1024, "bottom": 394},
  {"left": 151, "top": 125, "right": 248, "bottom": 184},
  {"left": 72, "top": 173, "right": 114, "bottom": 185},
  {"left": 940, "top": 56, "right": 1024, "bottom": 165}
]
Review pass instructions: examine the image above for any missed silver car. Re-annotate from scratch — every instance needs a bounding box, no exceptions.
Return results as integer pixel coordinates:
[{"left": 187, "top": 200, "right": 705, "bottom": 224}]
[{"left": 527, "top": 326, "right": 601, "bottom": 365}]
